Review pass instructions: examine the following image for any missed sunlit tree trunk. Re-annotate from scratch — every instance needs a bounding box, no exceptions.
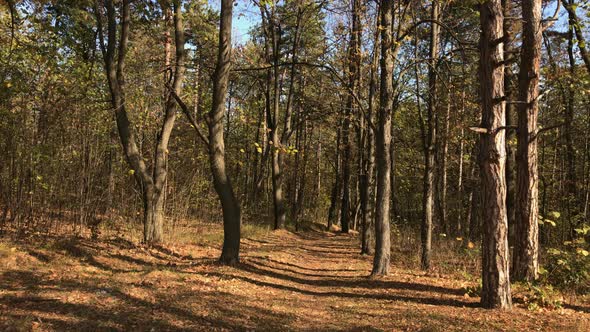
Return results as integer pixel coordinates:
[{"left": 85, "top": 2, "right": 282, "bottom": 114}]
[
  {"left": 513, "top": 0, "right": 541, "bottom": 282},
  {"left": 478, "top": 0, "right": 512, "bottom": 309},
  {"left": 211, "top": 0, "right": 241, "bottom": 265},
  {"left": 421, "top": 0, "right": 440, "bottom": 271},
  {"left": 372, "top": 0, "right": 393, "bottom": 276}
]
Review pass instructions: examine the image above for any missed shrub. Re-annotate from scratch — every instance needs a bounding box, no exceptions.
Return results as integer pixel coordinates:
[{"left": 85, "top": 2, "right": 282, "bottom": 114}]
[{"left": 543, "top": 224, "right": 590, "bottom": 294}]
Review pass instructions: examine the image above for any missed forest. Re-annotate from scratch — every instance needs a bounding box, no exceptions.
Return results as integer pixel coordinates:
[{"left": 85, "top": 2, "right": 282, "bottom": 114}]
[{"left": 1, "top": 0, "right": 590, "bottom": 330}]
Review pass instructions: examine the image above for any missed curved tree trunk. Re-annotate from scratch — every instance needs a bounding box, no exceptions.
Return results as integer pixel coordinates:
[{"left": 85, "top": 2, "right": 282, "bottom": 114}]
[
  {"left": 95, "top": 0, "right": 184, "bottom": 245},
  {"left": 211, "top": 0, "right": 241, "bottom": 265}
]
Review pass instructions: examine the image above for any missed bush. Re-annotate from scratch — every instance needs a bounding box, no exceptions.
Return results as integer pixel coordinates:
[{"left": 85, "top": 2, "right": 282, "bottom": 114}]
[{"left": 543, "top": 224, "right": 590, "bottom": 294}]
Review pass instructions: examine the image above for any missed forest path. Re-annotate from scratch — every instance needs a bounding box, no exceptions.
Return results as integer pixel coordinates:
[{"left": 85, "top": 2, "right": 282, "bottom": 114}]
[{"left": 1, "top": 228, "right": 589, "bottom": 331}]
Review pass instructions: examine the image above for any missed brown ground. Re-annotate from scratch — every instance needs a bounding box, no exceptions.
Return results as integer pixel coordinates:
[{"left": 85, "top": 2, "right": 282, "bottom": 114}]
[{"left": 1, "top": 227, "right": 589, "bottom": 331}]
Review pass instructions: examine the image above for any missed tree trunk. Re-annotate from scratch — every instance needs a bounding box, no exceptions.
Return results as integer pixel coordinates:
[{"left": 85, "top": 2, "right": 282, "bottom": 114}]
[
  {"left": 562, "top": 0, "right": 590, "bottom": 74},
  {"left": 372, "top": 0, "right": 393, "bottom": 277},
  {"left": 564, "top": 7, "right": 578, "bottom": 234},
  {"left": 421, "top": 0, "right": 440, "bottom": 271},
  {"left": 211, "top": 0, "right": 241, "bottom": 265},
  {"left": 502, "top": 0, "right": 517, "bottom": 246},
  {"left": 513, "top": 0, "right": 541, "bottom": 282},
  {"left": 340, "top": 0, "right": 362, "bottom": 234},
  {"left": 328, "top": 119, "right": 343, "bottom": 229},
  {"left": 95, "top": 0, "right": 184, "bottom": 245},
  {"left": 361, "top": 17, "right": 380, "bottom": 255},
  {"left": 478, "top": 0, "right": 512, "bottom": 309}
]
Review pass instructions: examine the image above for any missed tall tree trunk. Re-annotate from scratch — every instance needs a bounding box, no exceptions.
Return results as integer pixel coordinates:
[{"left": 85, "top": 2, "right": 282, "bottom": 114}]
[
  {"left": 502, "top": 0, "right": 517, "bottom": 246},
  {"left": 340, "top": 0, "right": 362, "bottom": 234},
  {"left": 211, "top": 0, "right": 241, "bottom": 265},
  {"left": 328, "top": 119, "right": 343, "bottom": 229},
  {"left": 421, "top": 0, "right": 440, "bottom": 271},
  {"left": 269, "top": 4, "right": 287, "bottom": 230},
  {"left": 372, "top": 0, "right": 393, "bottom": 277},
  {"left": 512, "top": 0, "right": 542, "bottom": 282},
  {"left": 361, "top": 16, "right": 380, "bottom": 255},
  {"left": 439, "top": 78, "right": 450, "bottom": 235},
  {"left": 478, "top": 0, "right": 512, "bottom": 309},
  {"left": 95, "top": 0, "right": 184, "bottom": 244},
  {"left": 564, "top": 6, "right": 578, "bottom": 234}
]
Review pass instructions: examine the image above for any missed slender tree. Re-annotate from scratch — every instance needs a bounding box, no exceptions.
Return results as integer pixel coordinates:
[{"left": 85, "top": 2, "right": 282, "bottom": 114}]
[
  {"left": 210, "top": 0, "right": 241, "bottom": 265},
  {"left": 478, "top": 0, "right": 512, "bottom": 309},
  {"left": 94, "top": 0, "right": 185, "bottom": 244},
  {"left": 421, "top": 0, "right": 440, "bottom": 271},
  {"left": 513, "top": 0, "right": 542, "bottom": 282},
  {"left": 372, "top": 0, "right": 393, "bottom": 276},
  {"left": 340, "top": 0, "right": 362, "bottom": 234}
]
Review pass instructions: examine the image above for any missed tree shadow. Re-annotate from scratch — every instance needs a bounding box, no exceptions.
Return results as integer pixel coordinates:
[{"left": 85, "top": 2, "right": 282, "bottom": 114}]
[
  {"left": 239, "top": 260, "right": 464, "bottom": 297},
  {"left": 0, "top": 269, "right": 295, "bottom": 331},
  {"left": 205, "top": 270, "right": 478, "bottom": 309}
]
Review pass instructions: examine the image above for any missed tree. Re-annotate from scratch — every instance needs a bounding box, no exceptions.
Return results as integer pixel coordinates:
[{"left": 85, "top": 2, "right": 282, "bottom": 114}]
[
  {"left": 513, "top": 0, "right": 542, "bottom": 282},
  {"left": 208, "top": 0, "right": 241, "bottom": 265},
  {"left": 94, "top": 0, "right": 185, "bottom": 244},
  {"left": 478, "top": 0, "right": 512, "bottom": 309},
  {"left": 421, "top": 0, "right": 440, "bottom": 271},
  {"left": 340, "top": 0, "right": 362, "bottom": 234},
  {"left": 372, "top": 0, "right": 393, "bottom": 277}
]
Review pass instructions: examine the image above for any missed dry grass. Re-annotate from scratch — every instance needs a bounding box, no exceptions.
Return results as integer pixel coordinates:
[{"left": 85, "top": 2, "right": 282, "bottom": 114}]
[{"left": 0, "top": 221, "right": 589, "bottom": 331}]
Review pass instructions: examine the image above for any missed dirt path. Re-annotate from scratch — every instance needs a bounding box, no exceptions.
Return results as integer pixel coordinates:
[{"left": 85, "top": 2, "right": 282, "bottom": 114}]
[{"left": 1, "top": 229, "right": 589, "bottom": 331}]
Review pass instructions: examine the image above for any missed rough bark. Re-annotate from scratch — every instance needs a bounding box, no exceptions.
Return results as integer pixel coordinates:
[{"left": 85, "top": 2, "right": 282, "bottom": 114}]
[
  {"left": 513, "top": 0, "right": 541, "bottom": 282},
  {"left": 478, "top": 0, "right": 512, "bottom": 309},
  {"left": 502, "top": 0, "right": 517, "bottom": 246},
  {"left": 372, "top": 0, "right": 393, "bottom": 277},
  {"left": 340, "top": 0, "right": 362, "bottom": 234},
  {"left": 421, "top": 0, "right": 440, "bottom": 271},
  {"left": 361, "top": 16, "right": 380, "bottom": 255},
  {"left": 211, "top": 0, "right": 241, "bottom": 265}
]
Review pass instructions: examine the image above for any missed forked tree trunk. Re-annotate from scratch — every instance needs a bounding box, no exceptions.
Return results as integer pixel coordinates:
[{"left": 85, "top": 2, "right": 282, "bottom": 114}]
[
  {"left": 211, "top": 0, "right": 241, "bottom": 265},
  {"left": 478, "top": 0, "right": 512, "bottom": 309},
  {"left": 513, "top": 0, "right": 541, "bottom": 282},
  {"left": 372, "top": 0, "right": 393, "bottom": 277},
  {"left": 95, "top": 0, "right": 184, "bottom": 245}
]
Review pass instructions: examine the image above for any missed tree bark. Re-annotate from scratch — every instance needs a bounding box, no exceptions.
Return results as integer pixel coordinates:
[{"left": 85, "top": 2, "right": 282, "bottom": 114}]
[
  {"left": 211, "top": 0, "right": 241, "bottom": 265},
  {"left": 372, "top": 0, "right": 393, "bottom": 277},
  {"left": 502, "top": 0, "right": 517, "bottom": 246},
  {"left": 361, "top": 14, "right": 380, "bottom": 255},
  {"left": 513, "top": 0, "right": 541, "bottom": 282},
  {"left": 340, "top": 0, "right": 362, "bottom": 234},
  {"left": 478, "top": 0, "right": 512, "bottom": 309},
  {"left": 421, "top": 0, "right": 440, "bottom": 271}
]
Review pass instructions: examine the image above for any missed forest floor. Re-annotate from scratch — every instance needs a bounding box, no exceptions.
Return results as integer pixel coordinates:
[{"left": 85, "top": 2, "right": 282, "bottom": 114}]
[{"left": 1, "top": 223, "right": 589, "bottom": 331}]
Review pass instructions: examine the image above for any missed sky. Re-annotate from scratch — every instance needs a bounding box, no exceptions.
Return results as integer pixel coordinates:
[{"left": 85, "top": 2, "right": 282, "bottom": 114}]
[{"left": 207, "top": 0, "right": 259, "bottom": 45}]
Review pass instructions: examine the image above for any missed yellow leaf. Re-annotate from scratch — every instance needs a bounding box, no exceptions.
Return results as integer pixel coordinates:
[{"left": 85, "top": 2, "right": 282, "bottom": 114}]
[
  {"left": 128, "top": 169, "right": 135, "bottom": 175},
  {"left": 467, "top": 241, "right": 475, "bottom": 249}
]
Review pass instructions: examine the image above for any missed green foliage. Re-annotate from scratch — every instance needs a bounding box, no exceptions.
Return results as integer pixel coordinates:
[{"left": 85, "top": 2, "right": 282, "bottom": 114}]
[
  {"left": 515, "top": 282, "right": 564, "bottom": 311},
  {"left": 543, "top": 224, "right": 590, "bottom": 294}
]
